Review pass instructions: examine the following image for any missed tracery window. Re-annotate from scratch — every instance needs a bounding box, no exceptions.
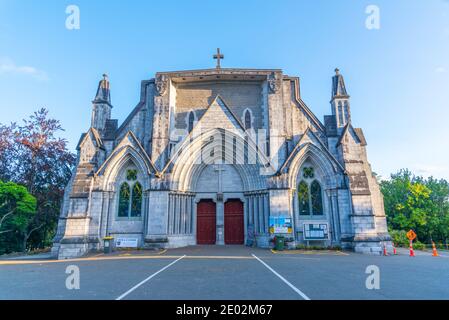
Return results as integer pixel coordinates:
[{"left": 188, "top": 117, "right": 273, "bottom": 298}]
[
  {"left": 118, "top": 170, "right": 143, "bottom": 218},
  {"left": 297, "top": 167, "right": 324, "bottom": 216}
]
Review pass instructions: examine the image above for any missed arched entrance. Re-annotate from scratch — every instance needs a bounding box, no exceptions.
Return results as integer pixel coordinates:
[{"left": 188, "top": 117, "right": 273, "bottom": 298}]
[
  {"left": 224, "top": 199, "right": 244, "bottom": 244},
  {"left": 196, "top": 200, "right": 216, "bottom": 244}
]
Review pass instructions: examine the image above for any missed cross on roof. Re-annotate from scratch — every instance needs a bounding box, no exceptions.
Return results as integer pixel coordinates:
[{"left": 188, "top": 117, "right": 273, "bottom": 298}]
[{"left": 213, "top": 48, "right": 224, "bottom": 69}]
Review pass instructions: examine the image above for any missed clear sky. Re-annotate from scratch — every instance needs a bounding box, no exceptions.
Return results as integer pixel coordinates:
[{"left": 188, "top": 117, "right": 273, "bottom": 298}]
[{"left": 0, "top": 0, "right": 448, "bottom": 180}]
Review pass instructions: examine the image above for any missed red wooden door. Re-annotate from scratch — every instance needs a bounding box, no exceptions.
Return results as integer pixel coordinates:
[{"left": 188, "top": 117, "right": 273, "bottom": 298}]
[
  {"left": 196, "top": 200, "right": 216, "bottom": 244},
  {"left": 224, "top": 200, "right": 244, "bottom": 244}
]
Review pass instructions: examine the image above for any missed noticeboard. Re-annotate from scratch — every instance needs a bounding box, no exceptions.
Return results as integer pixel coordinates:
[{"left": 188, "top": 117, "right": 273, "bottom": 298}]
[
  {"left": 116, "top": 237, "right": 138, "bottom": 248},
  {"left": 269, "top": 216, "right": 293, "bottom": 234},
  {"left": 303, "top": 223, "right": 329, "bottom": 240}
]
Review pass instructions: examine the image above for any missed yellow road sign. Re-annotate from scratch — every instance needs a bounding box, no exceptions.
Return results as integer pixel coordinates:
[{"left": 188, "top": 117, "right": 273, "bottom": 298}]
[{"left": 406, "top": 230, "right": 417, "bottom": 241}]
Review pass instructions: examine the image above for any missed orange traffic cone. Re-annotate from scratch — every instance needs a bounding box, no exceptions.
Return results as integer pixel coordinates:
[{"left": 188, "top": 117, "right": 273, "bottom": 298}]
[
  {"left": 409, "top": 240, "right": 415, "bottom": 257},
  {"left": 393, "top": 243, "right": 397, "bottom": 255},
  {"left": 383, "top": 244, "right": 388, "bottom": 256},
  {"left": 432, "top": 241, "right": 439, "bottom": 257}
]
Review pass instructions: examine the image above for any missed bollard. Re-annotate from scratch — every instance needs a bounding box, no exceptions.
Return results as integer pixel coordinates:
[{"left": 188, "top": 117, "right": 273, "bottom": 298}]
[{"left": 409, "top": 240, "right": 415, "bottom": 257}]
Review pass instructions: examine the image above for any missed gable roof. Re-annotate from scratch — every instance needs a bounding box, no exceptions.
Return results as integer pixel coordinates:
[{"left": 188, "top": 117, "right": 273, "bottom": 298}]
[
  {"left": 278, "top": 127, "right": 345, "bottom": 174},
  {"left": 287, "top": 77, "right": 326, "bottom": 133},
  {"left": 96, "top": 130, "right": 158, "bottom": 176},
  {"left": 337, "top": 123, "right": 367, "bottom": 146},
  {"left": 161, "top": 94, "right": 275, "bottom": 175},
  {"left": 76, "top": 127, "right": 104, "bottom": 151}
]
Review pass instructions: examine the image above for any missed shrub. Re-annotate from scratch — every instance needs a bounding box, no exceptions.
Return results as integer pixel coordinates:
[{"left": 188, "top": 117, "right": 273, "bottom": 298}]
[
  {"left": 413, "top": 241, "right": 426, "bottom": 250},
  {"left": 389, "top": 230, "right": 409, "bottom": 247}
]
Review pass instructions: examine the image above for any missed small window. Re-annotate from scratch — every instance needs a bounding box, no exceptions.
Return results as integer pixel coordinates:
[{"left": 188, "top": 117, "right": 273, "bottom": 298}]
[
  {"left": 127, "top": 169, "right": 137, "bottom": 181},
  {"left": 188, "top": 111, "right": 195, "bottom": 132},
  {"left": 344, "top": 102, "right": 350, "bottom": 122},
  {"left": 338, "top": 102, "right": 344, "bottom": 125},
  {"left": 303, "top": 167, "right": 314, "bottom": 179},
  {"left": 244, "top": 110, "right": 252, "bottom": 130}
]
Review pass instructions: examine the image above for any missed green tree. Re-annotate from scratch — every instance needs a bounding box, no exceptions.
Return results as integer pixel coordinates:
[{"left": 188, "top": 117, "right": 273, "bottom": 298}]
[
  {"left": 0, "top": 181, "right": 37, "bottom": 254},
  {"left": 381, "top": 169, "right": 449, "bottom": 244}
]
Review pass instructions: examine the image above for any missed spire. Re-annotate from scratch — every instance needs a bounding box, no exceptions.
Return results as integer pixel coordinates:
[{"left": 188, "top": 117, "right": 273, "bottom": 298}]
[
  {"left": 91, "top": 74, "right": 112, "bottom": 134},
  {"left": 332, "top": 68, "right": 348, "bottom": 98},
  {"left": 93, "top": 73, "right": 111, "bottom": 104},
  {"left": 330, "top": 68, "right": 351, "bottom": 130}
]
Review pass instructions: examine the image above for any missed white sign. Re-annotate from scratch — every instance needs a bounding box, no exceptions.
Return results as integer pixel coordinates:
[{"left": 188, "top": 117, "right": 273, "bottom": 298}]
[{"left": 116, "top": 237, "right": 138, "bottom": 248}]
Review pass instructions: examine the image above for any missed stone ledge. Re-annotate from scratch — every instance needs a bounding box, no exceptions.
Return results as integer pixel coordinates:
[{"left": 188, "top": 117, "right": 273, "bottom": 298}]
[
  {"left": 60, "top": 236, "right": 100, "bottom": 244},
  {"left": 144, "top": 237, "right": 169, "bottom": 243}
]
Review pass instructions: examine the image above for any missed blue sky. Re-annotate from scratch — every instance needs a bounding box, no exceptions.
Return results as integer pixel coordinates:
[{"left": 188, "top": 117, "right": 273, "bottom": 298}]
[{"left": 0, "top": 0, "right": 448, "bottom": 180}]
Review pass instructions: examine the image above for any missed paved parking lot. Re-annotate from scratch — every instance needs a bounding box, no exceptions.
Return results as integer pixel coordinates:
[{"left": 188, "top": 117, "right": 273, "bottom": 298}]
[{"left": 1, "top": 246, "right": 448, "bottom": 300}]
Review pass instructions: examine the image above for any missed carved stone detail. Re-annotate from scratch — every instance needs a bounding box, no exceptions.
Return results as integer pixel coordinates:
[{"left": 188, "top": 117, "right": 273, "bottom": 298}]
[
  {"left": 155, "top": 74, "right": 168, "bottom": 96},
  {"left": 268, "top": 72, "right": 281, "bottom": 94}
]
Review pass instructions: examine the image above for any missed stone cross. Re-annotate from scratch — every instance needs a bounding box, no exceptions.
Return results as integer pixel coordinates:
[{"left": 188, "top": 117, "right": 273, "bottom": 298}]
[
  {"left": 214, "top": 164, "right": 226, "bottom": 193},
  {"left": 213, "top": 48, "right": 224, "bottom": 69}
]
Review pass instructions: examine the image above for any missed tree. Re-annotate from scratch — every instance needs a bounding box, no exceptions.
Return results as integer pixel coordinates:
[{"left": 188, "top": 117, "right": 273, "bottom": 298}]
[
  {"left": 381, "top": 169, "right": 449, "bottom": 244},
  {"left": 0, "top": 124, "right": 17, "bottom": 183},
  {"left": 0, "top": 109, "right": 76, "bottom": 252},
  {"left": 0, "top": 181, "right": 37, "bottom": 254}
]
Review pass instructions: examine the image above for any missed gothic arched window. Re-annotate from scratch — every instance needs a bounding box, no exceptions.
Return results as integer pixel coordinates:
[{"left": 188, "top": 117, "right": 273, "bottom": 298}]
[
  {"left": 118, "top": 170, "right": 143, "bottom": 219},
  {"left": 244, "top": 110, "right": 252, "bottom": 130},
  {"left": 118, "top": 182, "right": 130, "bottom": 217},
  {"left": 338, "top": 102, "right": 344, "bottom": 125},
  {"left": 188, "top": 111, "right": 195, "bottom": 133},
  {"left": 311, "top": 180, "right": 323, "bottom": 215},
  {"left": 131, "top": 182, "right": 143, "bottom": 217},
  {"left": 298, "top": 181, "right": 310, "bottom": 215}
]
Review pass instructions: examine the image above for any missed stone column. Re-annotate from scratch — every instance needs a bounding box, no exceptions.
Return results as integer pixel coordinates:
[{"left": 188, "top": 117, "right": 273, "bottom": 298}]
[
  {"left": 330, "top": 190, "right": 341, "bottom": 241},
  {"left": 258, "top": 194, "right": 264, "bottom": 234},
  {"left": 263, "top": 194, "right": 269, "bottom": 234},
  {"left": 248, "top": 196, "right": 253, "bottom": 226},
  {"left": 216, "top": 197, "right": 224, "bottom": 245},
  {"left": 173, "top": 194, "right": 181, "bottom": 234}
]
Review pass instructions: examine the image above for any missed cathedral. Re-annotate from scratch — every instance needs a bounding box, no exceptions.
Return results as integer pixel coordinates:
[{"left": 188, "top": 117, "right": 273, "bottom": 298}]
[{"left": 52, "top": 51, "right": 391, "bottom": 259}]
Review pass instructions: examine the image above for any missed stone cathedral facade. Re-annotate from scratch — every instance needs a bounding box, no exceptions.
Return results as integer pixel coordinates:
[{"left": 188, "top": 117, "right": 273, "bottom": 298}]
[{"left": 52, "top": 60, "right": 391, "bottom": 259}]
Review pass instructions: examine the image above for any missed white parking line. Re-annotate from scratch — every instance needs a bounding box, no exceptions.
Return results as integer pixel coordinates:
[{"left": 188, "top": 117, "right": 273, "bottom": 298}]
[
  {"left": 116, "top": 255, "right": 186, "bottom": 300},
  {"left": 252, "top": 254, "right": 311, "bottom": 300}
]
